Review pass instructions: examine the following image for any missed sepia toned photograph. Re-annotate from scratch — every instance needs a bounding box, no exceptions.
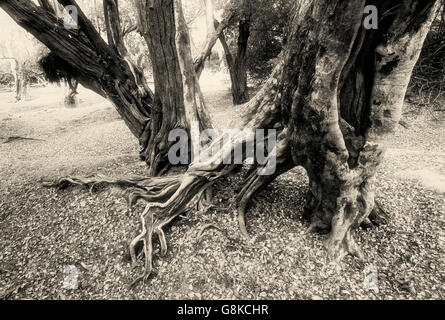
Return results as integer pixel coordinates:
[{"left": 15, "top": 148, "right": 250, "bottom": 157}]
[{"left": 0, "top": 0, "right": 443, "bottom": 304}]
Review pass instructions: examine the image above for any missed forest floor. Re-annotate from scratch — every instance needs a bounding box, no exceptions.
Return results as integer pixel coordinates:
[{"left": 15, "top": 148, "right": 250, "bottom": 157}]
[{"left": 0, "top": 73, "right": 444, "bottom": 300}]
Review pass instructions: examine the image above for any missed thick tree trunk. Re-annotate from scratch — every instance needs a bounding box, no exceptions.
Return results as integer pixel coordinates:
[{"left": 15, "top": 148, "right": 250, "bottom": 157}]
[
  {"left": 202, "top": 0, "right": 249, "bottom": 104},
  {"left": 280, "top": 0, "right": 439, "bottom": 261},
  {"left": 133, "top": 0, "right": 213, "bottom": 175},
  {"left": 230, "top": 15, "right": 250, "bottom": 105}
]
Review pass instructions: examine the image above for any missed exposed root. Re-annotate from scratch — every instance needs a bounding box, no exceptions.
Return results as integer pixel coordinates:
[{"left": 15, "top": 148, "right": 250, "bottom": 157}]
[{"left": 325, "top": 230, "right": 365, "bottom": 264}]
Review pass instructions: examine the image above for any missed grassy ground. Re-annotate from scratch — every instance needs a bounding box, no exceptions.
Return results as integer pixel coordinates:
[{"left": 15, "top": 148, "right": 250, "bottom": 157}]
[{"left": 0, "top": 75, "right": 444, "bottom": 300}]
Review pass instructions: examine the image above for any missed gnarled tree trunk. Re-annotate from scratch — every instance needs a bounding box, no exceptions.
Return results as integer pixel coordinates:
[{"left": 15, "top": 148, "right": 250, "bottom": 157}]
[{"left": 1, "top": 0, "right": 220, "bottom": 176}]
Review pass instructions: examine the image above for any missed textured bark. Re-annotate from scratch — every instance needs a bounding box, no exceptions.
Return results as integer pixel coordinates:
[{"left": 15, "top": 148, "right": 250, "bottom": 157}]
[
  {"left": 3, "top": 0, "right": 218, "bottom": 176},
  {"left": 231, "top": 15, "right": 250, "bottom": 105},
  {"left": 1, "top": 0, "right": 153, "bottom": 148}
]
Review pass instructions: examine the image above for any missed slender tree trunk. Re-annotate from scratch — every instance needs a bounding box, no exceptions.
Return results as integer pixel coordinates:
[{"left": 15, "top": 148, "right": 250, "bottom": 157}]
[
  {"left": 217, "top": 15, "right": 251, "bottom": 105},
  {"left": 135, "top": 0, "right": 185, "bottom": 174}
]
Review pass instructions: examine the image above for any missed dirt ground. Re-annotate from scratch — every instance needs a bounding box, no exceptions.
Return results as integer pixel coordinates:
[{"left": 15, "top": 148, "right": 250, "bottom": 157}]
[{"left": 0, "top": 75, "right": 444, "bottom": 300}]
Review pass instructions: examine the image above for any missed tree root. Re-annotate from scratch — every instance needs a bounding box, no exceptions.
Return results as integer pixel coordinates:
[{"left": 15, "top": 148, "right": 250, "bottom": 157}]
[{"left": 3, "top": 136, "right": 46, "bottom": 144}]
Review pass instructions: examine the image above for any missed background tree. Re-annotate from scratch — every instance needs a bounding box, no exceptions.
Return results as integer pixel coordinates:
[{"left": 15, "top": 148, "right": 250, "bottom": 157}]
[
  {"left": 206, "top": 0, "right": 292, "bottom": 104},
  {"left": 241, "top": 0, "right": 291, "bottom": 83},
  {"left": 409, "top": 1, "right": 445, "bottom": 108}
]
